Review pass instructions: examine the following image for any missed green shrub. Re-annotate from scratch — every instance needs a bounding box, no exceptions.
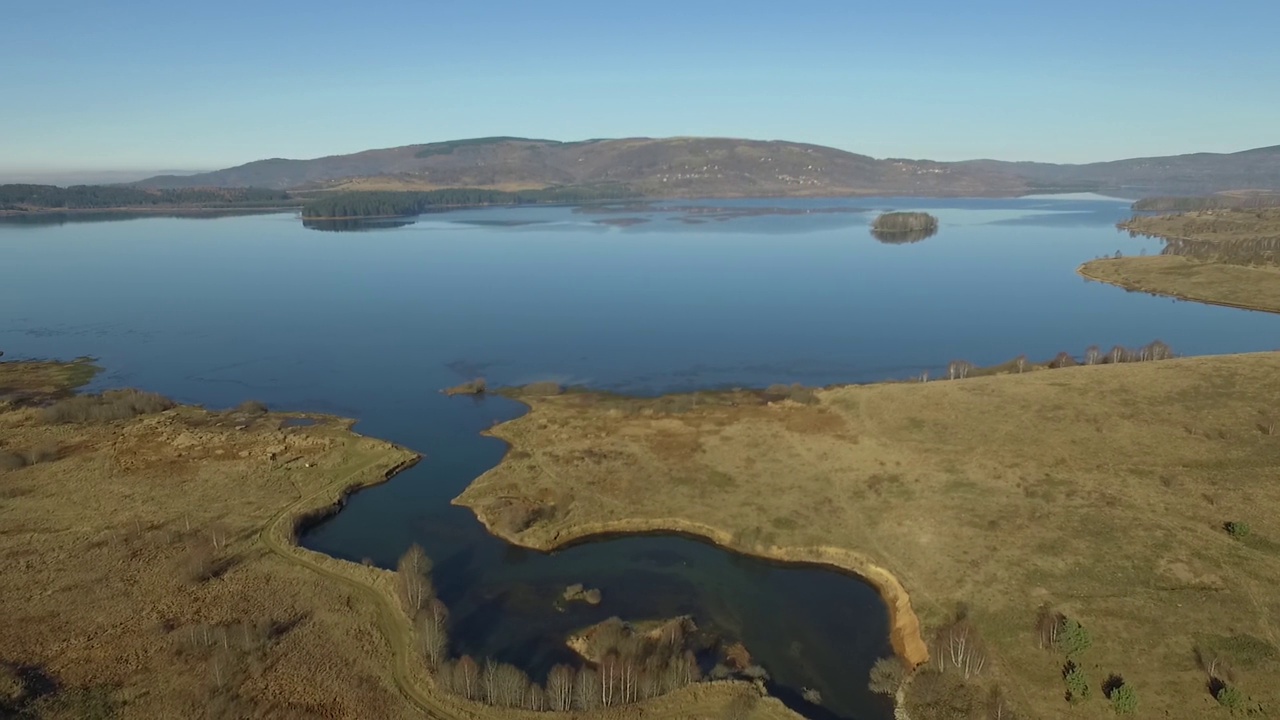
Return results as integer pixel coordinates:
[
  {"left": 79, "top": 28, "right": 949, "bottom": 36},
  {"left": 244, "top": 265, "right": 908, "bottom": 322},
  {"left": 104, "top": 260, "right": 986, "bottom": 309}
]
[
  {"left": 1216, "top": 684, "right": 1245, "bottom": 710},
  {"left": 1110, "top": 685, "right": 1137, "bottom": 714},
  {"left": 1063, "top": 664, "right": 1090, "bottom": 704},
  {"left": 1055, "top": 618, "right": 1093, "bottom": 657},
  {"left": 1225, "top": 521, "right": 1251, "bottom": 539}
]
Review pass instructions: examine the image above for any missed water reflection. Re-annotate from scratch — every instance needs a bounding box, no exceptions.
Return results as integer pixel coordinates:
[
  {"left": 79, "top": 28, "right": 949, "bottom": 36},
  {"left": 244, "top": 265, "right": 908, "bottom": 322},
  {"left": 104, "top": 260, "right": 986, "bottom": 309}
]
[
  {"left": 870, "top": 226, "right": 938, "bottom": 244},
  {"left": 302, "top": 217, "right": 416, "bottom": 232}
]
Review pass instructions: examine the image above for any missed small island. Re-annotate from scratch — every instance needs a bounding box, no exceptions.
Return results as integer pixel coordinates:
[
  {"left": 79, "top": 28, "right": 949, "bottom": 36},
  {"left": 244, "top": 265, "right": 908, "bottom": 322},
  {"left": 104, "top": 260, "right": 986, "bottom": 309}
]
[{"left": 870, "top": 211, "right": 939, "bottom": 244}]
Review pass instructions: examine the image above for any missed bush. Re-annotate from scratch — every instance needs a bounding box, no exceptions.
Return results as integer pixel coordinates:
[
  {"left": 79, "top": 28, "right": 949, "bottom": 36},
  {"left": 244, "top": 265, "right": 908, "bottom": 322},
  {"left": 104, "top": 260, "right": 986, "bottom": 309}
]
[
  {"left": 236, "top": 400, "right": 268, "bottom": 415},
  {"left": 1216, "top": 684, "right": 1245, "bottom": 710},
  {"left": 1063, "top": 662, "right": 1090, "bottom": 704},
  {"left": 1110, "top": 685, "right": 1137, "bottom": 714},
  {"left": 41, "top": 389, "right": 175, "bottom": 424},
  {"left": 1055, "top": 618, "right": 1093, "bottom": 657},
  {"left": 1225, "top": 521, "right": 1251, "bottom": 539}
]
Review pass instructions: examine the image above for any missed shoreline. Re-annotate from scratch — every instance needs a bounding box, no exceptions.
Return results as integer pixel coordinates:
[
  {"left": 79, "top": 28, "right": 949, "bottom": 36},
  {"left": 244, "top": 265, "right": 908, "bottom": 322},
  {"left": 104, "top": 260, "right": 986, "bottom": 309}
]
[
  {"left": 0, "top": 205, "right": 301, "bottom": 218},
  {"left": 456, "top": 404, "right": 929, "bottom": 670},
  {"left": 1076, "top": 259, "right": 1280, "bottom": 315}
]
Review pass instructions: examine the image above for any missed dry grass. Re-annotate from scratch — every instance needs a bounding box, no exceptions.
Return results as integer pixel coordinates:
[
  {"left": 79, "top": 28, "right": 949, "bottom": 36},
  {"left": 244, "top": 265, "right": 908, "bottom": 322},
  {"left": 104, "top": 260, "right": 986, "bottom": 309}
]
[
  {"left": 0, "top": 359, "right": 802, "bottom": 720},
  {"left": 1080, "top": 255, "right": 1280, "bottom": 313},
  {"left": 0, "top": 362, "right": 422, "bottom": 718},
  {"left": 459, "top": 354, "right": 1280, "bottom": 719}
]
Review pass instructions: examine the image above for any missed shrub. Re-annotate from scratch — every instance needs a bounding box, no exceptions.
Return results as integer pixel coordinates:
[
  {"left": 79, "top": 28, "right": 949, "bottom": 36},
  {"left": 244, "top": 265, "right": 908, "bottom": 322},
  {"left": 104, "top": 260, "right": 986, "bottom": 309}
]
[
  {"left": 1063, "top": 662, "right": 1090, "bottom": 704},
  {"left": 1055, "top": 618, "right": 1093, "bottom": 657},
  {"left": 41, "top": 388, "right": 175, "bottom": 424},
  {"left": 236, "top": 400, "right": 268, "bottom": 415},
  {"left": 1225, "top": 521, "right": 1251, "bottom": 539},
  {"left": 1215, "top": 684, "right": 1245, "bottom": 710},
  {"left": 1110, "top": 684, "right": 1137, "bottom": 714}
]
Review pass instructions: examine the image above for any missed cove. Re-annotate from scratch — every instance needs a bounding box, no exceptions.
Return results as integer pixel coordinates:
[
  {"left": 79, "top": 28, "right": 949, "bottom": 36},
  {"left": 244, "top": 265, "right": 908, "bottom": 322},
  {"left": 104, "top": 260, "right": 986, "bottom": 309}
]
[{"left": 302, "top": 391, "right": 895, "bottom": 719}]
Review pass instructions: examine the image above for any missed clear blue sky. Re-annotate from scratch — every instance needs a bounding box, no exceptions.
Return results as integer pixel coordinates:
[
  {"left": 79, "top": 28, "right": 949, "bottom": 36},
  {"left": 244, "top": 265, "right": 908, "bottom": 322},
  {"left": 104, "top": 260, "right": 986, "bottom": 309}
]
[{"left": 3, "top": 0, "right": 1278, "bottom": 172}]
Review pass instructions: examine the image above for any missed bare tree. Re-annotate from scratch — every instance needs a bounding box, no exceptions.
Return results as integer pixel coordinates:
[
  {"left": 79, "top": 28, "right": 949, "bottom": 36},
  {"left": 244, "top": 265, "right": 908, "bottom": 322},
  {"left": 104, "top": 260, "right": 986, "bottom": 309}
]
[
  {"left": 547, "top": 664, "right": 576, "bottom": 711},
  {"left": 1084, "top": 345, "right": 1101, "bottom": 365},
  {"left": 1014, "top": 355, "right": 1028, "bottom": 374},
  {"left": 1034, "top": 603, "right": 1065, "bottom": 650},
  {"left": 396, "top": 544, "right": 434, "bottom": 618},
  {"left": 948, "top": 360, "right": 974, "bottom": 380},
  {"left": 934, "top": 619, "right": 987, "bottom": 679},
  {"left": 417, "top": 598, "right": 449, "bottom": 670},
  {"left": 523, "top": 682, "right": 546, "bottom": 711},
  {"left": 1107, "top": 345, "right": 1128, "bottom": 364},
  {"left": 454, "top": 655, "right": 480, "bottom": 700},
  {"left": 575, "top": 667, "right": 601, "bottom": 710}
]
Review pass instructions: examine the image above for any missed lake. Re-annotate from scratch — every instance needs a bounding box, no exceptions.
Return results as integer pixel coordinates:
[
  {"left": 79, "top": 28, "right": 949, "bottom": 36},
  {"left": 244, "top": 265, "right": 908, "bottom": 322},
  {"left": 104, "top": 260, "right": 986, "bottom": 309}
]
[{"left": 3, "top": 196, "right": 1277, "bottom": 718}]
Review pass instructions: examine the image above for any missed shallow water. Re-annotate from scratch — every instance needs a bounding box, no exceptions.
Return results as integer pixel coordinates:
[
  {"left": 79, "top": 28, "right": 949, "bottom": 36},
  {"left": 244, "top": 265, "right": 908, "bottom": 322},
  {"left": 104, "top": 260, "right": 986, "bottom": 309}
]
[{"left": 3, "top": 197, "right": 1277, "bottom": 718}]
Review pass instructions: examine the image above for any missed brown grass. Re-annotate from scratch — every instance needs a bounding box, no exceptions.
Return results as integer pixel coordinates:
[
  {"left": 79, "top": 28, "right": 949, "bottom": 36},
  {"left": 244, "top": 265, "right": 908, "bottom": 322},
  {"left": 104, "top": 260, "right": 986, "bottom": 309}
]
[
  {"left": 458, "top": 354, "right": 1280, "bottom": 719},
  {"left": 1080, "top": 255, "right": 1280, "bottom": 314},
  {"left": 0, "top": 359, "right": 802, "bottom": 720}
]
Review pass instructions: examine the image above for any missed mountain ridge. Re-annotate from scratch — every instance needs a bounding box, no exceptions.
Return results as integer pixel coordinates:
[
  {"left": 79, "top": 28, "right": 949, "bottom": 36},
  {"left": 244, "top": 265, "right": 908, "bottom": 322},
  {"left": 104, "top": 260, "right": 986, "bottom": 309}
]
[{"left": 135, "top": 137, "right": 1280, "bottom": 198}]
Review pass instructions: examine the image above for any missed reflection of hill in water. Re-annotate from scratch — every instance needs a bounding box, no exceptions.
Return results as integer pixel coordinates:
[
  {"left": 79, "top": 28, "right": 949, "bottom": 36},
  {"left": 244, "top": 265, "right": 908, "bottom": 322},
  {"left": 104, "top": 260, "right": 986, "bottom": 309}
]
[
  {"left": 870, "top": 227, "right": 938, "bottom": 244},
  {"left": 302, "top": 218, "right": 415, "bottom": 232}
]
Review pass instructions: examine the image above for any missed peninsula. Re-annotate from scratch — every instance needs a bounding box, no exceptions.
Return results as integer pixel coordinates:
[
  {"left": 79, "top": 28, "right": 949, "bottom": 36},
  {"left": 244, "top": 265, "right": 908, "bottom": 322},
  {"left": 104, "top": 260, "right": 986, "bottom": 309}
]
[
  {"left": 457, "top": 355, "right": 1280, "bottom": 718},
  {"left": 1080, "top": 208, "right": 1280, "bottom": 313}
]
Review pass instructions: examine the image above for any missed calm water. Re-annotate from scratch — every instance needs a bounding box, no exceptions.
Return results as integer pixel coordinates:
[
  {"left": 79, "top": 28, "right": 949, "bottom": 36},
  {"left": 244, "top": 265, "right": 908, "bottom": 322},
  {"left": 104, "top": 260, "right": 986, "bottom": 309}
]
[{"left": 3, "top": 196, "right": 1278, "bottom": 718}]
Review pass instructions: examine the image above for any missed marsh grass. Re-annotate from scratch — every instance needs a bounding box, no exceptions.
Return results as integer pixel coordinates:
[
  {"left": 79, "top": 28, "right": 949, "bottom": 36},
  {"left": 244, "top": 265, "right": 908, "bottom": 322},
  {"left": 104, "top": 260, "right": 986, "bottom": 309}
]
[{"left": 463, "top": 352, "right": 1280, "bottom": 719}]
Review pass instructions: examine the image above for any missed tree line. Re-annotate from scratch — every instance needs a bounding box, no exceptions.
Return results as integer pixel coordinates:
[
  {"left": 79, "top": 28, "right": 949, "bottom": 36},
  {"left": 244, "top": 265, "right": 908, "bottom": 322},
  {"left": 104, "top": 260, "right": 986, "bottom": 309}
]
[
  {"left": 1132, "top": 195, "right": 1280, "bottom": 212},
  {"left": 0, "top": 184, "right": 293, "bottom": 211},
  {"left": 939, "top": 340, "right": 1175, "bottom": 381},
  {"left": 395, "top": 545, "right": 710, "bottom": 713},
  {"left": 300, "top": 185, "right": 637, "bottom": 218}
]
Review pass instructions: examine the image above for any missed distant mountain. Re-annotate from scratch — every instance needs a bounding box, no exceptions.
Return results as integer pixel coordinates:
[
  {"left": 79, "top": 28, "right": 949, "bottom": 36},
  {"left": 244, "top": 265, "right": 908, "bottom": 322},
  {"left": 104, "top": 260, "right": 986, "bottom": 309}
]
[
  {"left": 961, "top": 145, "right": 1280, "bottom": 197},
  {"left": 136, "top": 137, "right": 1280, "bottom": 198}
]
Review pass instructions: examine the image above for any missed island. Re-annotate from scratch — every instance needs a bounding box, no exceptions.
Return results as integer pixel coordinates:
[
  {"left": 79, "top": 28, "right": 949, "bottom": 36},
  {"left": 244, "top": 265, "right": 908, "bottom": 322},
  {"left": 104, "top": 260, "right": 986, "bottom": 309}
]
[
  {"left": 870, "top": 211, "right": 939, "bottom": 243},
  {"left": 1080, "top": 208, "right": 1280, "bottom": 313},
  {"left": 456, "top": 354, "right": 1280, "bottom": 718}
]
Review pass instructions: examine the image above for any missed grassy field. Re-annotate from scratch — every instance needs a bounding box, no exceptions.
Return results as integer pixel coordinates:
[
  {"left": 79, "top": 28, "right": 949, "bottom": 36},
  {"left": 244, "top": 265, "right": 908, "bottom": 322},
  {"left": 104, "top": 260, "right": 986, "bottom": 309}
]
[
  {"left": 1080, "top": 255, "right": 1280, "bottom": 314},
  {"left": 459, "top": 354, "right": 1280, "bottom": 719},
  {"left": 1080, "top": 209, "right": 1280, "bottom": 314},
  {"left": 0, "top": 360, "right": 804, "bottom": 720}
]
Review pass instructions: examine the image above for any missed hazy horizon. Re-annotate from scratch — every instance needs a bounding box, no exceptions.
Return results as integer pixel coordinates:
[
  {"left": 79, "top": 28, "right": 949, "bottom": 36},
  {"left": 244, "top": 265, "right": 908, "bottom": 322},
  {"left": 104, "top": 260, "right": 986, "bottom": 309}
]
[{"left": 5, "top": 0, "right": 1280, "bottom": 174}]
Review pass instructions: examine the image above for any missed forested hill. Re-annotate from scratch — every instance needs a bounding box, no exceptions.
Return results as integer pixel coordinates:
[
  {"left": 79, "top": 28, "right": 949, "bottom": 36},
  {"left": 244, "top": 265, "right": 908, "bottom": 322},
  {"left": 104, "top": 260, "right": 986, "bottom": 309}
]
[
  {"left": 0, "top": 184, "right": 295, "bottom": 212},
  {"left": 136, "top": 137, "right": 1028, "bottom": 197},
  {"left": 136, "top": 137, "right": 1280, "bottom": 198}
]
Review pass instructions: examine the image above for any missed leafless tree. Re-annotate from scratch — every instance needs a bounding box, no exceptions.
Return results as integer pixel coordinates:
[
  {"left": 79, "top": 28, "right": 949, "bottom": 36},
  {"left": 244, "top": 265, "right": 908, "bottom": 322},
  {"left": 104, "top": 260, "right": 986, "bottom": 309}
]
[
  {"left": 396, "top": 543, "right": 434, "bottom": 618},
  {"left": 948, "top": 360, "right": 974, "bottom": 380},
  {"left": 547, "top": 664, "right": 576, "bottom": 711},
  {"left": 1146, "top": 339, "right": 1173, "bottom": 361},
  {"left": 1034, "top": 603, "right": 1065, "bottom": 650},
  {"left": 575, "top": 667, "right": 601, "bottom": 710},
  {"left": 1084, "top": 345, "right": 1101, "bottom": 365},
  {"left": 1014, "top": 355, "right": 1028, "bottom": 374},
  {"left": 1107, "top": 345, "right": 1128, "bottom": 364},
  {"left": 523, "top": 682, "right": 546, "bottom": 711},
  {"left": 481, "top": 661, "right": 529, "bottom": 708},
  {"left": 417, "top": 598, "right": 449, "bottom": 669},
  {"left": 454, "top": 655, "right": 480, "bottom": 700},
  {"left": 934, "top": 619, "right": 987, "bottom": 679}
]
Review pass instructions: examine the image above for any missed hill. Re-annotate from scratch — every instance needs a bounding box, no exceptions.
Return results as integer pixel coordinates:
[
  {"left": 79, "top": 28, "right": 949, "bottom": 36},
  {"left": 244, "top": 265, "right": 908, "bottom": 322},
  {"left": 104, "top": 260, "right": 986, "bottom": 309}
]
[{"left": 136, "top": 137, "right": 1280, "bottom": 198}]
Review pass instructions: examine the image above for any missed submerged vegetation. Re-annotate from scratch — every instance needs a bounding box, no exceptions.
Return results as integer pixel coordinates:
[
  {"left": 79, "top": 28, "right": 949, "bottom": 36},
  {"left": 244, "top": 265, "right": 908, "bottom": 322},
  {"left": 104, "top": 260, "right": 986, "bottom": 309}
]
[{"left": 299, "top": 185, "right": 637, "bottom": 218}]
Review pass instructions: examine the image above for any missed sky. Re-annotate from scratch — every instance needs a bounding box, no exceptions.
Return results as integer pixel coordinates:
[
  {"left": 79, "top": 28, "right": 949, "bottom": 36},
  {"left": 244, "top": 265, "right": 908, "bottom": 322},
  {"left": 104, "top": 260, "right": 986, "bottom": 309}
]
[{"left": 3, "top": 0, "right": 1279, "bottom": 174}]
